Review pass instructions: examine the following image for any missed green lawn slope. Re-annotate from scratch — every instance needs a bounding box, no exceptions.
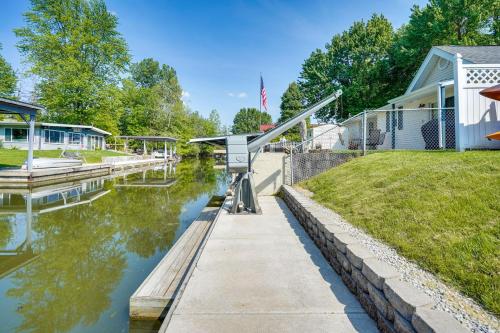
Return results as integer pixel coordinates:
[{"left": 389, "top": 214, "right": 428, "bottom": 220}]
[
  {"left": 300, "top": 151, "right": 500, "bottom": 316},
  {"left": 0, "top": 149, "right": 127, "bottom": 168}
]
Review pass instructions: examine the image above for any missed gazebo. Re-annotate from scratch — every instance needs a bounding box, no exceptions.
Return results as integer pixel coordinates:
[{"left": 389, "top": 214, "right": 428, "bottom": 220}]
[{"left": 0, "top": 97, "right": 44, "bottom": 171}]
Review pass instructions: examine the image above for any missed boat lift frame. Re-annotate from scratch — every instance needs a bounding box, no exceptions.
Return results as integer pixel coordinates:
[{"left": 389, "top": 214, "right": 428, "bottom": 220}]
[{"left": 190, "top": 90, "right": 342, "bottom": 214}]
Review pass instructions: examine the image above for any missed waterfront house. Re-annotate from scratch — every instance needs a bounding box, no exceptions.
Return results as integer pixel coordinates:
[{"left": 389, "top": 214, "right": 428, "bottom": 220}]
[
  {"left": 342, "top": 46, "right": 500, "bottom": 151},
  {"left": 0, "top": 121, "right": 110, "bottom": 150}
]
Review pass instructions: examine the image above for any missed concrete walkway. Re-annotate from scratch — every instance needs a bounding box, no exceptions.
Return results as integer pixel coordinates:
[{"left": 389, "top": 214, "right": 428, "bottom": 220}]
[{"left": 162, "top": 196, "right": 378, "bottom": 333}]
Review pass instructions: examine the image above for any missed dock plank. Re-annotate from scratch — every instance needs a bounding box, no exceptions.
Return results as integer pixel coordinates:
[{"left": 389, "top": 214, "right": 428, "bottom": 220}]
[{"left": 130, "top": 207, "right": 219, "bottom": 320}]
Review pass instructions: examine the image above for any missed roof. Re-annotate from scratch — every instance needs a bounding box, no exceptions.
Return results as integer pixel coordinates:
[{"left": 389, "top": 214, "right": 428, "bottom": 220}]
[
  {"left": 115, "top": 135, "right": 177, "bottom": 142},
  {"left": 189, "top": 133, "right": 261, "bottom": 147},
  {"left": 259, "top": 124, "right": 275, "bottom": 132},
  {"left": 0, "top": 97, "right": 44, "bottom": 116},
  {"left": 435, "top": 46, "right": 500, "bottom": 64},
  {"left": 0, "top": 120, "right": 111, "bottom": 136}
]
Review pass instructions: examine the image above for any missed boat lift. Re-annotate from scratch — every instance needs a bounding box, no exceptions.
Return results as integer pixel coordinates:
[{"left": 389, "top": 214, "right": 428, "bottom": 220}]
[{"left": 190, "top": 90, "right": 342, "bottom": 214}]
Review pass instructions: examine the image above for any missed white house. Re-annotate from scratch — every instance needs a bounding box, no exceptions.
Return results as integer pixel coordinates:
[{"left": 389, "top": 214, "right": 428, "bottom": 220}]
[
  {"left": 0, "top": 121, "right": 110, "bottom": 150},
  {"left": 307, "top": 124, "right": 346, "bottom": 150},
  {"left": 342, "top": 46, "right": 500, "bottom": 151}
]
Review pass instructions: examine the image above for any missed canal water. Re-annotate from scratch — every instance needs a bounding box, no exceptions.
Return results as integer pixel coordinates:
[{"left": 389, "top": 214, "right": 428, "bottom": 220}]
[{"left": 0, "top": 159, "right": 227, "bottom": 333}]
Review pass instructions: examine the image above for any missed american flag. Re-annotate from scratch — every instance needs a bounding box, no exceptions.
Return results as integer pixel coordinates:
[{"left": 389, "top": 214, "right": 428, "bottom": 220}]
[{"left": 260, "top": 75, "right": 268, "bottom": 111}]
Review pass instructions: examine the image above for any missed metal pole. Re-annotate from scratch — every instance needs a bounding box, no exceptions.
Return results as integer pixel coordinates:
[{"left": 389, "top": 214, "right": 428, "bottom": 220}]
[
  {"left": 164, "top": 141, "right": 167, "bottom": 162},
  {"left": 27, "top": 114, "right": 35, "bottom": 172},
  {"left": 259, "top": 73, "right": 262, "bottom": 130},
  {"left": 143, "top": 140, "right": 146, "bottom": 156},
  {"left": 437, "top": 85, "right": 443, "bottom": 149},
  {"left": 362, "top": 110, "right": 367, "bottom": 155},
  {"left": 290, "top": 148, "right": 294, "bottom": 186}
]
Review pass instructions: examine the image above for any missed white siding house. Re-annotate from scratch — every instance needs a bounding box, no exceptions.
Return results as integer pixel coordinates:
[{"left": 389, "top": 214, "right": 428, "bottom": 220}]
[
  {"left": 342, "top": 46, "right": 500, "bottom": 151},
  {"left": 0, "top": 121, "right": 110, "bottom": 150},
  {"left": 307, "top": 124, "right": 346, "bottom": 150}
]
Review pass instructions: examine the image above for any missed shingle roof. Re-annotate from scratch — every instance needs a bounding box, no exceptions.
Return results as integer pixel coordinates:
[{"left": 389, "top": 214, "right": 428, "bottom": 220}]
[{"left": 435, "top": 46, "right": 500, "bottom": 64}]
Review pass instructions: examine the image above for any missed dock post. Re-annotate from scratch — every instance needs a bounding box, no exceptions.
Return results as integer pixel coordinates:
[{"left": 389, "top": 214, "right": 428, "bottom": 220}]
[{"left": 143, "top": 140, "right": 147, "bottom": 156}]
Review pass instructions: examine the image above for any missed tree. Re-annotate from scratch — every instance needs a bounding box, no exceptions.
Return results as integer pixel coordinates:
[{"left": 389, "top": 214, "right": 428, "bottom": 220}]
[
  {"left": 299, "top": 14, "right": 395, "bottom": 122},
  {"left": 15, "top": 0, "right": 129, "bottom": 133},
  {"left": 278, "top": 82, "right": 307, "bottom": 142},
  {"left": 232, "top": 108, "right": 272, "bottom": 134},
  {"left": 390, "top": 0, "right": 499, "bottom": 91},
  {"left": 0, "top": 43, "right": 17, "bottom": 98},
  {"left": 208, "top": 109, "right": 222, "bottom": 135}
]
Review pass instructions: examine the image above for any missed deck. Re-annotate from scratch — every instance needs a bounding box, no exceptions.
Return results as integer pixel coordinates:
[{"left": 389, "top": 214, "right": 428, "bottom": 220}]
[
  {"left": 159, "top": 196, "right": 378, "bottom": 332},
  {"left": 130, "top": 207, "right": 219, "bottom": 320}
]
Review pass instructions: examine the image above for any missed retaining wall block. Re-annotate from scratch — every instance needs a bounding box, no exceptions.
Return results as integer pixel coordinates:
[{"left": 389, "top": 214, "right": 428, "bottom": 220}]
[
  {"left": 377, "top": 311, "right": 397, "bottom": 333},
  {"left": 346, "top": 243, "right": 376, "bottom": 270},
  {"left": 411, "top": 308, "right": 469, "bottom": 333},
  {"left": 352, "top": 267, "right": 369, "bottom": 293},
  {"left": 359, "top": 291, "right": 378, "bottom": 319},
  {"left": 329, "top": 255, "right": 342, "bottom": 274},
  {"left": 333, "top": 233, "right": 358, "bottom": 253},
  {"left": 336, "top": 251, "right": 351, "bottom": 273},
  {"left": 394, "top": 311, "right": 416, "bottom": 333},
  {"left": 323, "top": 224, "right": 347, "bottom": 241},
  {"left": 362, "top": 258, "right": 400, "bottom": 290},
  {"left": 383, "top": 279, "right": 433, "bottom": 321},
  {"left": 367, "top": 281, "right": 390, "bottom": 318},
  {"left": 341, "top": 269, "right": 357, "bottom": 294}
]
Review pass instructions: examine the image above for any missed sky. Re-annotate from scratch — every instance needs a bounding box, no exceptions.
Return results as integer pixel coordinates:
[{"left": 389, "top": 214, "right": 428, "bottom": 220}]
[{"left": 0, "top": 0, "right": 428, "bottom": 126}]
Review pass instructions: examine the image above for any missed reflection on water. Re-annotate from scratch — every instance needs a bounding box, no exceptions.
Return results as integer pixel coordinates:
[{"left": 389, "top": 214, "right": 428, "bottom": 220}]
[{"left": 0, "top": 159, "right": 227, "bottom": 333}]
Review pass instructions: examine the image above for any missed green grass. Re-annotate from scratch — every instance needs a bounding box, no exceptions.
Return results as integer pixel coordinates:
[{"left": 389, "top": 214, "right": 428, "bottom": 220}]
[
  {"left": 300, "top": 151, "right": 500, "bottom": 316},
  {"left": 0, "top": 149, "right": 127, "bottom": 168}
]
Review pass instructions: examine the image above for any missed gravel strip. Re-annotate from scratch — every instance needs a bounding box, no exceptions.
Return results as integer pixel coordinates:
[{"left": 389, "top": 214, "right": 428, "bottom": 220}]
[{"left": 295, "top": 186, "right": 499, "bottom": 333}]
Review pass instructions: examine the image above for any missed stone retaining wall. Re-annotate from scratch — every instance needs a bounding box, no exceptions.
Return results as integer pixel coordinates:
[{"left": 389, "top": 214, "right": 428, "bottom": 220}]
[{"left": 280, "top": 185, "right": 469, "bottom": 333}]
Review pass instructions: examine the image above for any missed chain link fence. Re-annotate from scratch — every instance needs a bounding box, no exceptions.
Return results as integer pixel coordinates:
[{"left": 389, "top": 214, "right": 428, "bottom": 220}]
[{"left": 283, "top": 107, "right": 456, "bottom": 185}]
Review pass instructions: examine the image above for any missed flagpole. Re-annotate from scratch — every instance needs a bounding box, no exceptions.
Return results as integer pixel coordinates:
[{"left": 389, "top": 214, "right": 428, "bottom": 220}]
[{"left": 259, "top": 73, "right": 262, "bottom": 130}]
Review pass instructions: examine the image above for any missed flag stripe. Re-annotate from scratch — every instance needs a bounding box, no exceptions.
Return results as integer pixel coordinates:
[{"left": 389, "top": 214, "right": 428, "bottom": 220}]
[{"left": 260, "top": 76, "right": 268, "bottom": 111}]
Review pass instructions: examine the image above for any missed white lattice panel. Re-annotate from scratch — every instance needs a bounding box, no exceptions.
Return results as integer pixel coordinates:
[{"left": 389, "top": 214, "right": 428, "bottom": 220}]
[{"left": 465, "top": 67, "right": 500, "bottom": 87}]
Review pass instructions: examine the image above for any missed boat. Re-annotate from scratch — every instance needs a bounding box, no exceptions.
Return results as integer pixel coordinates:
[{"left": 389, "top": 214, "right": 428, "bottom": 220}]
[
  {"left": 486, "top": 131, "right": 500, "bottom": 141},
  {"left": 22, "top": 158, "right": 83, "bottom": 170}
]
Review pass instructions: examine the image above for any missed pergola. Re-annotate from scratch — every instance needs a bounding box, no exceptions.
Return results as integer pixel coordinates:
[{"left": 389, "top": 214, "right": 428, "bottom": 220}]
[
  {"left": 0, "top": 98, "right": 44, "bottom": 172},
  {"left": 115, "top": 135, "right": 177, "bottom": 161}
]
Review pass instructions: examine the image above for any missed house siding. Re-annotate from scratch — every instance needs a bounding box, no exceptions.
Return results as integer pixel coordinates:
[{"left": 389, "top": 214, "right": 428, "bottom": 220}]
[
  {"left": 0, "top": 124, "right": 107, "bottom": 151},
  {"left": 309, "top": 124, "right": 347, "bottom": 150},
  {"left": 419, "top": 59, "right": 454, "bottom": 88},
  {"left": 461, "top": 87, "right": 500, "bottom": 149}
]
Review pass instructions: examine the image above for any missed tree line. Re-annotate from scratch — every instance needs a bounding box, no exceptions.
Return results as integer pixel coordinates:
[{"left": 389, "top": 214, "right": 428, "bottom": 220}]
[
  {"left": 0, "top": 0, "right": 221, "bottom": 155},
  {"left": 275, "top": 0, "right": 499, "bottom": 141}
]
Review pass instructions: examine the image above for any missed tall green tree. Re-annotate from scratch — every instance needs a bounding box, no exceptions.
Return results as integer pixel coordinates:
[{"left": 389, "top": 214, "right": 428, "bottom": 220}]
[
  {"left": 208, "top": 109, "right": 222, "bottom": 135},
  {"left": 232, "top": 108, "right": 272, "bottom": 134},
  {"left": 278, "top": 82, "right": 307, "bottom": 142},
  {"left": 391, "top": 0, "right": 499, "bottom": 91},
  {"left": 0, "top": 43, "right": 17, "bottom": 98},
  {"left": 15, "top": 0, "right": 129, "bottom": 133},
  {"left": 299, "top": 14, "right": 395, "bottom": 122}
]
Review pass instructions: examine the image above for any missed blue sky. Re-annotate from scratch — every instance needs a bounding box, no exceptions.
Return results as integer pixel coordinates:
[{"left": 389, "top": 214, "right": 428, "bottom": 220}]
[{"left": 1, "top": 0, "right": 427, "bottom": 126}]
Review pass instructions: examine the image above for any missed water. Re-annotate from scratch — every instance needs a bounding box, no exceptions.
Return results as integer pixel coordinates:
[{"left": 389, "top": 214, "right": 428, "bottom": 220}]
[{"left": 0, "top": 159, "right": 227, "bottom": 333}]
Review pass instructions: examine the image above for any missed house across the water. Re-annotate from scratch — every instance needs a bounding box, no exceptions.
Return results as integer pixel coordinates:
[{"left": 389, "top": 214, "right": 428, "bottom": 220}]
[
  {"left": 342, "top": 45, "right": 500, "bottom": 151},
  {"left": 0, "top": 121, "right": 110, "bottom": 150}
]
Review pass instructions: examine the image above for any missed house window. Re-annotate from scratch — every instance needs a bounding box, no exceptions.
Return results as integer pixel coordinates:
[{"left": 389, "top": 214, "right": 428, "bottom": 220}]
[
  {"left": 397, "top": 110, "right": 404, "bottom": 130},
  {"left": 44, "top": 130, "right": 65, "bottom": 144},
  {"left": 385, "top": 112, "right": 390, "bottom": 132},
  {"left": 68, "top": 132, "right": 81, "bottom": 145},
  {"left": 4, "top": 128, "right": 28, "bottom": 142}
]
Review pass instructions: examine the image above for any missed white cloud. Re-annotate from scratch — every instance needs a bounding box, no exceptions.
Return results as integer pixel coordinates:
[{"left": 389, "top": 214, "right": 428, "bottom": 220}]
[
  {"left": 182, "top": 90, "right": 190, "bottom": 98},
  {"left": 227, "top": 92, "right": 247, "bottom": 98}
]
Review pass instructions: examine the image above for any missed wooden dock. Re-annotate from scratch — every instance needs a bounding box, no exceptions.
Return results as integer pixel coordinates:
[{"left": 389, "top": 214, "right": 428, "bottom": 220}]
[{"left": 129, "top": 206, "right": 220, "bottom": 320}]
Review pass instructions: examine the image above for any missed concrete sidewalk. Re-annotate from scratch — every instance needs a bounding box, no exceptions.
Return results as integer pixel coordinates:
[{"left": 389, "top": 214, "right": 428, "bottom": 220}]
[{"left": 162, "top": 196, "right": 378, "bottom": 333}]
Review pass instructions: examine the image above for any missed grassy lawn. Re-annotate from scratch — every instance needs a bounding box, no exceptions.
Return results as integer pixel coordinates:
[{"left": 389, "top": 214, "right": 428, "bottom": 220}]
[
  {"left": 0, "top": 149, "right": 127, "bottom": 168},
  {"left": 300, "top": 151, "right": 500, "bottom": 315}
]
